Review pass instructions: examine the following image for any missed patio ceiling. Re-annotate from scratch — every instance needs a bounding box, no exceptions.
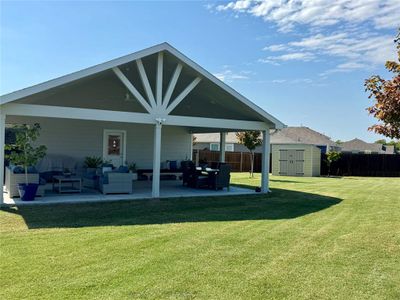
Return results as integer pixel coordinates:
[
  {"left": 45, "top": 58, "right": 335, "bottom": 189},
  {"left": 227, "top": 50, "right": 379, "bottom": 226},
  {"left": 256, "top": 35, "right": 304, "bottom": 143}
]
[{"left": 0, "top": 43, "right": 284, "bottom": 132}]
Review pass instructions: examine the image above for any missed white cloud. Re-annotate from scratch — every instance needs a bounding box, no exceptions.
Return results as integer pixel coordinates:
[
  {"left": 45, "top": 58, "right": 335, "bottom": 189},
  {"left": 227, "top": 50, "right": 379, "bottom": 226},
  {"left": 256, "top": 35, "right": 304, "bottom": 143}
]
[
  {"left": 263, "top": 44, "right": 287, "bottom": 51},
  {"left": 213, "top": 68, "right": 251, "bottom": 82},
  {"left": 272, "top": 79, "right": 286, "bottom": 83},
  {"left": 216, "top": 0, "right": 400, "bottom": 31},
  {"left": 270, "top": 78, "right": 314, "bottom": 84},
  {"left": 214, "top": 0, "right": 399, "bottom": 77},
  {"left": 263, "top": 51, "right": 316, "bottom": 62},
  {"left": 263, "top": 32, "right": 397, "bottom": 71}
]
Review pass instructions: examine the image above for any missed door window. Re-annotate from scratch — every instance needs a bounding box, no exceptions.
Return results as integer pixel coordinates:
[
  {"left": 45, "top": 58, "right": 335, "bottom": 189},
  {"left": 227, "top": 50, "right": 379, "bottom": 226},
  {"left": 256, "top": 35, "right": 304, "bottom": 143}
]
[{"left": 108, "top": 135, "right": 121, "bottom": 155}]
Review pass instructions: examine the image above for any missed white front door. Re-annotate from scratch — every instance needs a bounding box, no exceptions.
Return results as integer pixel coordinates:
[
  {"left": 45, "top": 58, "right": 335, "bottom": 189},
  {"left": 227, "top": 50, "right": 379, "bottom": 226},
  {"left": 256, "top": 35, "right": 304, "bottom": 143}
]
[{"left": 103, "top": 130, "right": 126, "bottom": 167}]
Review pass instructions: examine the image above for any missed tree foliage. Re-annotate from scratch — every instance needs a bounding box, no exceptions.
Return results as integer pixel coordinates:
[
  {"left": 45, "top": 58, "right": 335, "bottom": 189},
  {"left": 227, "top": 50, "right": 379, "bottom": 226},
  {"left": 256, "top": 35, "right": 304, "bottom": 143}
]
[
  {"left": 365, "top": 29, "right": 400, "bottom": 139},
  {"left": 236, "top": 131, "right": 262, "bottom": 177},
  {"left": 5, "top": 124, "right": 47, "bottom": 184},
  {"left": 325, "top": 151, "right": 341, "bottom": 176}
]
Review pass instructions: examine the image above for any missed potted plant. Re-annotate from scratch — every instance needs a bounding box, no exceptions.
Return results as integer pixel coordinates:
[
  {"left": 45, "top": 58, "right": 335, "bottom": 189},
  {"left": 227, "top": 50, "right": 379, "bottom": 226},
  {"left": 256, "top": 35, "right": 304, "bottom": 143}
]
[
  {"left": 5, "top": 123, "right": 47, "bottom": 201},
  {"left": 83, "top": 156, "right": 103, "bottom": 173},
  {"left": 128, "top": 162, "right": 138, "bottom": 180}
]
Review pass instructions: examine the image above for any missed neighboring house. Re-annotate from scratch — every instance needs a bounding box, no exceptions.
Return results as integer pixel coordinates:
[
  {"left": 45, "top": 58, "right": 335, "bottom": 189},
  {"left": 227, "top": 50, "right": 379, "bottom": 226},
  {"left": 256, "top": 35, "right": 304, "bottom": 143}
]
[
  {"left": 341, "top": 138, "right": 395, "bottom": 154},
  {"left": 194, "top": 126, "right": 340, "bottom": 154},
  {"left": 271, "top": 127, "right": 341, "bottom": 154},
  {"left": 194, "top": 132, "right": 246, "bottom": 152},
  {"left": 0, "top": 42, "right": 284, "bottom": 203}
]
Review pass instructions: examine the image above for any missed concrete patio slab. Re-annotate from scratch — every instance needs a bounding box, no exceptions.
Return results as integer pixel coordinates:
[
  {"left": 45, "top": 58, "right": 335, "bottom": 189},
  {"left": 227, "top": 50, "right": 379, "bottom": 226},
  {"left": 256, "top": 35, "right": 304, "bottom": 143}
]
[{"left": 3, "top": 180, "right": 255, "bottom": 206}]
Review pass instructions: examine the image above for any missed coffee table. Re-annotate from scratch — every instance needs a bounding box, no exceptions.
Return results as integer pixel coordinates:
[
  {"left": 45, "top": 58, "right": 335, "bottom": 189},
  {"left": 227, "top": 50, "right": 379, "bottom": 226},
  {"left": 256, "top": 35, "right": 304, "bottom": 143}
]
[{"left": 53, "top": 176, "right": 82, "bottom": 193}]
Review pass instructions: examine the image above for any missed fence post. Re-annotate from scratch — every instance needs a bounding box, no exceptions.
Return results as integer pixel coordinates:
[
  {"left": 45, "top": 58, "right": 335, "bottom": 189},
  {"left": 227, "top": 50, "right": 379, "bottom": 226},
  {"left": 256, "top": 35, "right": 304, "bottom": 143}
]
[{"left": 240, "top": 152, "right": 243, "bottom": 172}]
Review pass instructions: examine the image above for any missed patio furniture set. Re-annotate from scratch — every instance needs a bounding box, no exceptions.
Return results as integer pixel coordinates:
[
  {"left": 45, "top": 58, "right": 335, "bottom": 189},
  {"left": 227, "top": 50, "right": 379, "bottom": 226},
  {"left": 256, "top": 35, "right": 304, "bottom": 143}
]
[{"left": 4, "top": 157, "right": 231, "bottom": 199}]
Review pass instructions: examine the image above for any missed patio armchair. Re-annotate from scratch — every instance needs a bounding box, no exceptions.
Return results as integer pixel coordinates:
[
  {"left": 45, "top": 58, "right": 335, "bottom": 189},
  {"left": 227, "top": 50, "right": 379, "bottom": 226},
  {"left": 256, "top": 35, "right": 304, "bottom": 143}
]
[
  {"left": 99, "top": 172, "right": 134, "bottom": 194},
  {"left": 82, "top": 168, "right": 100, "bottom": 189},
  {"left": 209, "top": 164, "right": 231, "bottom": 190},
  {"left": 181, "top": 160, "right": 196, "bottom": 186}
]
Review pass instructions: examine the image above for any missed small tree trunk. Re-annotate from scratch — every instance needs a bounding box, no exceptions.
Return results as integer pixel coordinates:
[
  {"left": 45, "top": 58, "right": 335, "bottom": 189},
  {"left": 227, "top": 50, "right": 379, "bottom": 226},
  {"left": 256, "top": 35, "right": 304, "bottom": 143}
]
[{"left": 250, "top": 151, "right": 254, "bottom": 178}]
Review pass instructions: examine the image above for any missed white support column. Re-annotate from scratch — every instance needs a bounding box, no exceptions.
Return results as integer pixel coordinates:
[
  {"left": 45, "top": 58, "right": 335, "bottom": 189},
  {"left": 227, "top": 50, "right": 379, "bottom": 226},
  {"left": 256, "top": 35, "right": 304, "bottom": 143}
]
[
  {"left": 0, "top": 111, "right": 5, "bottom": 205},
  {"left": 189, "top": 133, "right": 193, "bottom": 160},
  {"left": 261, "top": 130, "right": 270, "bottom": 193},
  {"left": 219, "top": 132, "right": 226, "bottom": 163},
  {"left": 152, "top": 121, "right": 162, "bottom": 198}
]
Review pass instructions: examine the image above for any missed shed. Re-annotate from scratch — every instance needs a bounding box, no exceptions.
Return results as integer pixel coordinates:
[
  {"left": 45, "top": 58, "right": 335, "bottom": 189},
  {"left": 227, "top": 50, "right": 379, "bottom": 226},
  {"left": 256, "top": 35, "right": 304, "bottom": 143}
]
[{"left": 272, "top": 144, "right": 321, "bottom": 177}]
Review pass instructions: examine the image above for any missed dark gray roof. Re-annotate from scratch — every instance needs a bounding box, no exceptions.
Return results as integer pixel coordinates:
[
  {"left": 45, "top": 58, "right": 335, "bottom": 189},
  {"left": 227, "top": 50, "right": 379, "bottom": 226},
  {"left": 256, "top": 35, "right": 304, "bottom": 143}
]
[
  {"left": 194, "top": 126, "right": 338, "bottom": 147},
  {"left": 270, "top": 126, "right": 338, "bottom": 146},
  {"left": 341, "top": 138, "right": 394, "bottom": 154}
]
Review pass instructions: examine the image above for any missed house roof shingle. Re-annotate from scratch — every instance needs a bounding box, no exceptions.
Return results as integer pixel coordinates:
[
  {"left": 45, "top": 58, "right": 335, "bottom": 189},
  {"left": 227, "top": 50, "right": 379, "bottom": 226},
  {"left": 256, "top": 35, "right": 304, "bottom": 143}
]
[
  {"left": 194, "top": 126, "right": 338, "bottom": 147},
  {"left": 341, "top": 138, "right": 394, "bottom": 154}
]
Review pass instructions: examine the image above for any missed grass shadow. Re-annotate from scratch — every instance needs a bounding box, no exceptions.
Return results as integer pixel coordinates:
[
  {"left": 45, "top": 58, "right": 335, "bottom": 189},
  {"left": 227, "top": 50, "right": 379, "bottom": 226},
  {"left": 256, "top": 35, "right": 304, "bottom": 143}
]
[{"left": 1, "top": 187, "right": 342, "bottom": 229}]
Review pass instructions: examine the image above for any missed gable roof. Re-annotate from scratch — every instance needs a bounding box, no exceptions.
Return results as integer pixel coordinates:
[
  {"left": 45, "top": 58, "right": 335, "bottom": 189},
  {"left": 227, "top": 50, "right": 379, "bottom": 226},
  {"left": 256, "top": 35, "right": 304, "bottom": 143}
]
[
  {"left": 194, "top": 126, "right": 338, "bottom": 146},
  {"left": 271, "top": 126, "right": 338, "bottom": 146},
  {"left": 341, "top": 138, "right": 389, "bottom": 153},
  {"left": 0, "top": 42, "right": 284, "bottom": 129}
]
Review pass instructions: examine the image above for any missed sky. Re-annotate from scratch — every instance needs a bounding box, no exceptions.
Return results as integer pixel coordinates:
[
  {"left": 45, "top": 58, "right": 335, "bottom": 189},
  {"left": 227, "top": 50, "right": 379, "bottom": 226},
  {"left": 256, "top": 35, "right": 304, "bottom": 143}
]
[{"left": 1, "top": 0, "right": 399, "bottom": 142}]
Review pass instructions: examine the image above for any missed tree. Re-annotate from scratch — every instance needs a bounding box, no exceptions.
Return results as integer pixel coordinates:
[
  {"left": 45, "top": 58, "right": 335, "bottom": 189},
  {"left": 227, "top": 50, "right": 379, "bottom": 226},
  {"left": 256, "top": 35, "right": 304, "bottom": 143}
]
[
  {"left": 325, "top": 151, "right": 341, "bottom": 176},
  {"left": 5, "top": 123, "right": 47, "bottom": 185},
  {"left": 374, "top": 139, "right": 387, "bottom": 144},
  {"left": 386, "top": 140, "right": 400, "bottom": 153},
  {"left": 374, "top": 139, "right": 400, "bottom": 152},
  {"left": 236, "top": 131, "right": 262, "bottom": 177},
  {"left": 365, "top": 29, "right": 400, "bottom": 139}
]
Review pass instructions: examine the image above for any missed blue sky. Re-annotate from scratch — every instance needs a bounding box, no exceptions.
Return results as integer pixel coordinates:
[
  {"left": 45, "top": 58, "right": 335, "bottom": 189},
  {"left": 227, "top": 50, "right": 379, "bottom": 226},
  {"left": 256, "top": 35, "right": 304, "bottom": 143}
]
[{"left": 1, "top": 0, "right": 399, "bottom": 142}]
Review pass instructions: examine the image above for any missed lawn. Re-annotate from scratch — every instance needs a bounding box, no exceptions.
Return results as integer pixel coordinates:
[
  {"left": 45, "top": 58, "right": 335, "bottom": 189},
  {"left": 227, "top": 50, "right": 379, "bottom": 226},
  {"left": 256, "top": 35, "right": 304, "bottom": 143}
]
[{"left": 1, "top": 174, "right": 399, "bottom": 299}]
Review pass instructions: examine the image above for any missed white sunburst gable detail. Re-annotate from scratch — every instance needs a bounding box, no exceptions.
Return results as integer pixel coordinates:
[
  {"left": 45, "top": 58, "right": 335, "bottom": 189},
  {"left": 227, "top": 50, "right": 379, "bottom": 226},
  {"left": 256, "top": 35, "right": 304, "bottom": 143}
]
[
  {"left": 112, "top": 67, "right": 153, "bottom": 114},
  {"left": 162, "top": 63, "right": 183, "bottom": 109},
  {"left": 156, "top": 52, "right": 163, "bottom": 107},
  {"left": 165, "top": 77, "right": 201, "bottom": 115},
  {"left": 136, "top": 58, "right": 157, "bottom": 108}
]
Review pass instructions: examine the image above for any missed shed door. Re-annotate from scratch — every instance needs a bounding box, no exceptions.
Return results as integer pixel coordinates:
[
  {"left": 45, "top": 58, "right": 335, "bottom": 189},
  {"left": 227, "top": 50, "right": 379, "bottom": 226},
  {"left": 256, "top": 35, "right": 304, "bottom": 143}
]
[
  {"left": 279, "top": 150, "right": 288, "bottom": 175},
  {"left": 287, "top": 150, "right": 297, "bottom": 175},
  {"left": 294, "top": 150, "right": 304, "bottom": 175},
  {"left": 280, "top": 149, "right": 305, "bottom": 176}
]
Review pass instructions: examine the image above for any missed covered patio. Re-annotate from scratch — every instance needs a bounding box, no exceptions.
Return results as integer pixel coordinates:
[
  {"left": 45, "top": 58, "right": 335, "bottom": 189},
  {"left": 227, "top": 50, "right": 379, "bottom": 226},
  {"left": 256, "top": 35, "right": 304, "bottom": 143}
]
[
  {"left": 3, "top": 180, "right": 253, "bottom": 205},
  {"left": 0, "top": 43, "right": 284, "bottom": 205}
]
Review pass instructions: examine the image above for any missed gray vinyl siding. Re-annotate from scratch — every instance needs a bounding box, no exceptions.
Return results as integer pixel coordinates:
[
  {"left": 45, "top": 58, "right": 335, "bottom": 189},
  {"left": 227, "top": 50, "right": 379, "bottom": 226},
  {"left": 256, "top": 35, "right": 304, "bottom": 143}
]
[
  {"left": 311, "top": 146, "right": 321, "bottom": 176},
  {"left": 6, "top": 116, "right": 191, "bottom": 170}
]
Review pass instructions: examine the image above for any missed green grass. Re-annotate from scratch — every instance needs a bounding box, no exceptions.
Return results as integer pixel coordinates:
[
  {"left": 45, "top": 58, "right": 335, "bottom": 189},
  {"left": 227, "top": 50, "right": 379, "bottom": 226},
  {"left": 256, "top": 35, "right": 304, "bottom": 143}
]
[{"left": 1, "top": 174, "right": 399, "bottom": 299}]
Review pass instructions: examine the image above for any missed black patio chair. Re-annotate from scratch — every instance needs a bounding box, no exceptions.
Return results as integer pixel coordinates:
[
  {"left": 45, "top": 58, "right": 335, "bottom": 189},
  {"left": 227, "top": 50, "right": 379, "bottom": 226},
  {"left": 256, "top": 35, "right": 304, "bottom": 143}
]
[{"left": 209, "top": 164, "right": 231, "bottom": 190}]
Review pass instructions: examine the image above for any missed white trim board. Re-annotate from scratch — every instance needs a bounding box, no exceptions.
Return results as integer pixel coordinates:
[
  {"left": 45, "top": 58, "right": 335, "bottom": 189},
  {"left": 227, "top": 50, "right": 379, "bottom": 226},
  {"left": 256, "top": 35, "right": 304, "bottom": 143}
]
[{"left": 2, "top": 104, "right": 269, "bottom": 131}]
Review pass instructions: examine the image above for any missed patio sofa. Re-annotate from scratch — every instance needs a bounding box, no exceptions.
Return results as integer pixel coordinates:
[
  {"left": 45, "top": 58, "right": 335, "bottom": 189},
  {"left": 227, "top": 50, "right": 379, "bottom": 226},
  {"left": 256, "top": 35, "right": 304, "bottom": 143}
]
[
  {"left": 5, "top": 166, "right": 45, "bottom": 198},
  {"left": 137, "top": 160, "right": 189, "bottom": 181}
]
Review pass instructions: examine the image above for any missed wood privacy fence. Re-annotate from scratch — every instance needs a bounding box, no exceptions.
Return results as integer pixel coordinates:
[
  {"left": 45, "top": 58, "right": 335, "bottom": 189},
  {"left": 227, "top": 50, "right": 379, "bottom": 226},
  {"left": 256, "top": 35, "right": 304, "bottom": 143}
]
[
  {"left": 193, "top": 150, "right": 271, "bottom": 173},
  {"left": 194, "top": 150, "right": 400, "bottom": 177},
  {"left": 320, "top": 153, "right": 400, "bottom": 177}
]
